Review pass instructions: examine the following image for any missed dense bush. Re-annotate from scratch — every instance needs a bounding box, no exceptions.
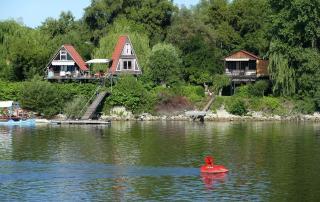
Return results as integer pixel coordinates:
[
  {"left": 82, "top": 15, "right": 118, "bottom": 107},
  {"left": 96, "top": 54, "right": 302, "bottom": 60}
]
[
  {"left": 294, "top": 97, "right": 316, "bottom": 114},
  {"left": 63, "top": 95, "right": 87, "bottom": 119},
  {"left": 249, "top": 97, "right": 281, "bottom": 113},
  {"left": 181, "top": 85, "right": 204, "bottom": 103},
  {"left": 0, "top": 81, "right": 22, "bottom": 101},
  {"left": 234, "top": 85, "right": 250, "bottom": 97},
  {"left": 3, "top": 78, "right": 97, "bottom": 117},
  {"left": 226, "top": 98, "right": 248, "bottom": 116},
  {"left": 248, "top": 80, "right": 269, "bottom": 97},
  {"left": 19, "top": 79, "right": 62, "bottom": 117},
  {"left": 147, "top": 43, "right": 182, "bottom": 85},
  {"left": 105, "top": 75, "right": 154, "bottom": 114}
]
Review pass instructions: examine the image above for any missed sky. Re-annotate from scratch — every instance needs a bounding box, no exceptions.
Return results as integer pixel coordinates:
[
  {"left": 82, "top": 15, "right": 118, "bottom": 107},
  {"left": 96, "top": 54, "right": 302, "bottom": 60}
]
[{"left": 0, "top": 0, "right": 199, "bottom": 28}]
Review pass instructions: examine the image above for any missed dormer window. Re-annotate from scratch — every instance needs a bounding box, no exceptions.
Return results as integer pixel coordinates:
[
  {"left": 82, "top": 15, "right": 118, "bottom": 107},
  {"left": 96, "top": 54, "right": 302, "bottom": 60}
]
[{"left": 60, "top": 50, "right": 67, "bottom": 60}]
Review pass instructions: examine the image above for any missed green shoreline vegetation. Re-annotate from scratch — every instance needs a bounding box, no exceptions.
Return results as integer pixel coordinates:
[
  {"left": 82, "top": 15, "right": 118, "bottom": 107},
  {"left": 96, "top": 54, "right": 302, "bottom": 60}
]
[{"left": 1, "top": 0, "right": 320, "bottom": 118}]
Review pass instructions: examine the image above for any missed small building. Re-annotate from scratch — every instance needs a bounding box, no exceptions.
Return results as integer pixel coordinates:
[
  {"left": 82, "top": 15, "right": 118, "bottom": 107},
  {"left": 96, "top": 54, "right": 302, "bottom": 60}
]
[
  {"left": 109, "top": 35, "right": 142, "bottom": 76},
  {"left": 223, "top": 50, "right": 269, "bottom": 94},
  {"left": 46, "top": 44, "right": 90, "bottom": 80}
]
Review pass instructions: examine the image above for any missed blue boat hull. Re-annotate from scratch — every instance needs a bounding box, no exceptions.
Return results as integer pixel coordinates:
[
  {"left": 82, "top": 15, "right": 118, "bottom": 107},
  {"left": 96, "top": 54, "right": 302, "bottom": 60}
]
[{"left": 0, "top": 119, "right": 36, "bottom": 126}]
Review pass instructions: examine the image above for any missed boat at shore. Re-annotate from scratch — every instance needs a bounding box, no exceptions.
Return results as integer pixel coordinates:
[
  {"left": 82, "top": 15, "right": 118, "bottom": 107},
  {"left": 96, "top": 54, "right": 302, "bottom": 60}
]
[
  {"left": 0, "top": 119, "right": 36, "bottom": 126},
  {"left": 0, "top": 101, "right": 35, "bottom": 126}
]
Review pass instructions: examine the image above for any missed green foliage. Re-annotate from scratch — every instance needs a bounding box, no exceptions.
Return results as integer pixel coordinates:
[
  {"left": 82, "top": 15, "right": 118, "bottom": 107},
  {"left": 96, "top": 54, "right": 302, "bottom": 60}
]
[
  {"left": 294, "top": 97, "right": 316, "bottom": 115},
  {"left": 0, "top": 80, "right": 22, "bottom": 101},
  {"left": 268, "top": 49, "right": 296, "bottom": 96},
  {"left": 84, "top": 0, "right": 176, "bottom": 42},
  {"left": 234, "top": 85, "right": 250, "bottom": 97},
  {"left": 19, "top": 79, "right": 61, "bottom": 117},
  {"left": 248, "top": 80, "right": 269, "bottom": 97},
  {"left": 210, "top": 96, "right": 231, "bottom": 112},
  {"left": 105, "top": 75, "right": 153, "bottom": 114},
  {"left": 147, "top": 43, "right": 182, "bottom": 85},
  {"left": 226, "top": 98, "right": 248, "bottom": 116},
  {"left": 211, "top": 74, "right": 230, "bottom": 94},
  {"left": 40, "top": 11, "right": 76, "bottom": 38},
  {"left": 0, "top": 21, "right": 53, "bottom": 81},
  {"left": 189, "top": 71, "right": 212, "bottom": 86},
  {"left": 269, "top": 0, "right": 320, "bottom": 48},
  {"left": 249, "top": 96, "right": 281, "bottom": 113},
  {"left": 181, "top": 85, "right": 205, "bottom": 103},
  {"left": 63, "top": 95, "right": 87, "bottom": 119}
]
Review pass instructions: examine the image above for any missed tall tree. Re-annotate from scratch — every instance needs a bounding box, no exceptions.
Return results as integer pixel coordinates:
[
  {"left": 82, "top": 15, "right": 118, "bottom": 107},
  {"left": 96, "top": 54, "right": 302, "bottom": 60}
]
[
  {"left": 147, "top": 43, "right": 182, "bottom": 85},
  {"left": 84, "top": 0, "right": 176, "bottom": 43}
]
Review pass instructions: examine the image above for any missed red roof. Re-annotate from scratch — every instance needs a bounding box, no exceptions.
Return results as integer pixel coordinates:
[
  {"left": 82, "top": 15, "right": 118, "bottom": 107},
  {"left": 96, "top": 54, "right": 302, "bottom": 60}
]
[
  {"left": 64, "top": 44, "right": 88, "bottom": 71},
  {"left": 109, "top": 36, "right": 127, "bottom": 74},
  {"left": 224, "top": 50, "right": 261, "bottom": 61}
]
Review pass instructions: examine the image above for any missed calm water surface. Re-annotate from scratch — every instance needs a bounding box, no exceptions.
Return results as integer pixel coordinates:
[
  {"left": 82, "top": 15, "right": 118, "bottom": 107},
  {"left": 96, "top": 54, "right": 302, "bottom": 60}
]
[{"left": 0, "top": 121, "right": 320, "bottom": 201}]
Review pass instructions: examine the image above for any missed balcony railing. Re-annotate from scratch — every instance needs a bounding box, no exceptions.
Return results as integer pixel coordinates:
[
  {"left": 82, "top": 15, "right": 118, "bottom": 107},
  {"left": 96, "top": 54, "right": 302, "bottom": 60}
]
[
  {"left": 47, "top": 71, "right": 105, "bottom": 80},
  {"left": 225, "top": 69, "right": 256, "bottom": 77}
]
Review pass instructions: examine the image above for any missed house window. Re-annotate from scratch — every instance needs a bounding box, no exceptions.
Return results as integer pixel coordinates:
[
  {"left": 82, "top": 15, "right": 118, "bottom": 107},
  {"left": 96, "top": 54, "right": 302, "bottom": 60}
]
[
  {"left": 60, "top": 50, "right": 67, "bottom": 60},
  {"left": 123, "top": 60, "right": 132, "bottom": 70},
  {"left": 123, "top": 43, "right": 132, "bottom": 55}
]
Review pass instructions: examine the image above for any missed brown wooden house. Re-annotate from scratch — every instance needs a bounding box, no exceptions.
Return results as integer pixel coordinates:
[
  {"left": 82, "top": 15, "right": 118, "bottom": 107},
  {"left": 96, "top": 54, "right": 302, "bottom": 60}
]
[
  {"left": 224, "top": 50, "right": 268, "bottom": 81},
  {"left": 224, "top": 50, "right": 269, "bottom": 94}
]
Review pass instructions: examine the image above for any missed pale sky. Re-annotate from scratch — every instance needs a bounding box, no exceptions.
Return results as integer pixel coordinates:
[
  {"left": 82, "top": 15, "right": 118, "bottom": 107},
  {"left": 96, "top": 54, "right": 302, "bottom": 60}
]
[{"left": 0, "top": 0, "right": 199, "bottom": 28}]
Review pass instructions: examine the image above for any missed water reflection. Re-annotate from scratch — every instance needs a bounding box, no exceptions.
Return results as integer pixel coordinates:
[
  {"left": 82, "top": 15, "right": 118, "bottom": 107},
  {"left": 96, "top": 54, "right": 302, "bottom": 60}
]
[
  {"left": 0, "top": 127, "right": 13, "bottom": 159},
  {"left": 201, "top": 172, "right": 228, "bottom": 189},
  {"left": 0, "top": 122, "right": 320, "bottom": 201}
]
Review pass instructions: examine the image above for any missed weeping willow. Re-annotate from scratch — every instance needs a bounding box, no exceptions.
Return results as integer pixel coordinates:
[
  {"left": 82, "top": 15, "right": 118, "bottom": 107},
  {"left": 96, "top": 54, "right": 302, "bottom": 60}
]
[{"left": 268, "top": 53, "right": 296, "bottom": 96}]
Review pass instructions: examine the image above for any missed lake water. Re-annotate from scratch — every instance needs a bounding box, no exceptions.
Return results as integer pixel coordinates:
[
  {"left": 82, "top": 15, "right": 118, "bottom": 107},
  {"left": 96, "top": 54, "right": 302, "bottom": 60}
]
[{"left": 0, "top": 121, "right": 320, "bottom": 201}]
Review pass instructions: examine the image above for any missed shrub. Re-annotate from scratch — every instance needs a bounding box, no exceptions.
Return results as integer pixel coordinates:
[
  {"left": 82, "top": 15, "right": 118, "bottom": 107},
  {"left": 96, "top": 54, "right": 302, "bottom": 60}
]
[
  {"left": 294, "top": 97, "right": 316, "bottom": 114},
  {"left": 19, "top": 79, "right": 61, "bottom": 117},
  {"left": 105, "top": 75, "right": 153, "bottom": 114},
  {"left": 181, "top": 85, "right": 204, "bottom": 103},
  {"left": 0, "top": 80, "right": 22, "bottom": 100},
  {"left": 234, "top": 85, "right": 250, "bottom": 97},
  {"left": 63, "top": 95, "right": 86, "bottom": 119},
  {"left": 226, "top": 98, "right": 248, "bottom": 116},
  {"left": 248, "top": 80, "right": 269, "bottom": 97},
  {"left": 249, "top": 97, "right": 280, "bottom": 112}
]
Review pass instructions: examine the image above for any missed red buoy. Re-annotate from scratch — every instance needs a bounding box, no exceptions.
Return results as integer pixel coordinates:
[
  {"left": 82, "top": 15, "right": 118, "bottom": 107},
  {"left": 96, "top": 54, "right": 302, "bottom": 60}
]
[{"left": 200, "top": 156, "right": 228, "bottom": 174}]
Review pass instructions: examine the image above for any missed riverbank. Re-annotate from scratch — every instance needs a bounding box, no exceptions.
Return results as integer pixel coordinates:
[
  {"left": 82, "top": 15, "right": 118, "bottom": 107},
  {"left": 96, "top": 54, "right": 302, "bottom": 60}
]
[{"left": 99, "top": 109, "right": 320, "bottom": 122}]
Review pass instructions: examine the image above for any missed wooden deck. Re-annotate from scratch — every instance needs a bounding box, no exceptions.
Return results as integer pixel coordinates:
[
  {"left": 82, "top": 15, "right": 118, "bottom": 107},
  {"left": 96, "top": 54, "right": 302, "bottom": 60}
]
[{"left": 51, "top": 120, "right": 111, "bottom": 125}]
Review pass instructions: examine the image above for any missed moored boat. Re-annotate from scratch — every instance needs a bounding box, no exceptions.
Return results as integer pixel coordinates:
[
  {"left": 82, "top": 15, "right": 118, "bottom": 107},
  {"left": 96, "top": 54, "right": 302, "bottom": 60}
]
[
  {"left": 0, "top": 119, "right": 36, "bottom": 126},
  {"left": 0, "top": 101, "right": 34, "bottom": 126}
]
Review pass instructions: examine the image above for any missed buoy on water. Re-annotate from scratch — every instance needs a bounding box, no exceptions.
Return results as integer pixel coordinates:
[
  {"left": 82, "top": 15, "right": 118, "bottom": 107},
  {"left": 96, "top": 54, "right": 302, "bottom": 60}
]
[{"left": 200, "top": 156, "right": 228, "bottom": 174}]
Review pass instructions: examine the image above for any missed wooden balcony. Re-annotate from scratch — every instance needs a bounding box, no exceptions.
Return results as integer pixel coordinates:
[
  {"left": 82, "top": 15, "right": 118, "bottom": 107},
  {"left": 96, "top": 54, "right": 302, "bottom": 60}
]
[
  {"left": 46, "top": 71, "right": 106, "bottom": 81},
  {"left": 225, "top": 69, "right": 257, "bottom": 82}
]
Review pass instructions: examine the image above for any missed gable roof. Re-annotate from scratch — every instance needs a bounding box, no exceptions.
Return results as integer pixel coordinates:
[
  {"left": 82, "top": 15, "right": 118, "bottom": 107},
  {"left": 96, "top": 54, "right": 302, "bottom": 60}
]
[
  {"left": 109, "top": 35, "right": 127, "bottom": 74},
  {"left": 224, "top": 50, "right": 261, "bottom": 61},
  {"left": 46, "top": 44, "right": 88, "bottom": 71},
  {"left": 63, "top": 44, "right": 88, "bottom": 71}
]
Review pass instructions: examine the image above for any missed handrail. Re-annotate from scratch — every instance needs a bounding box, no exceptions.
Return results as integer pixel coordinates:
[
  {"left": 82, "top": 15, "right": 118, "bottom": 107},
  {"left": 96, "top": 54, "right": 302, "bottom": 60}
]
[
  {"left": 76, "top": 73, "right": 112, "bottom": 119},
  {"left": 77, "top": 85, "right": 102, "bottom": 119}
]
